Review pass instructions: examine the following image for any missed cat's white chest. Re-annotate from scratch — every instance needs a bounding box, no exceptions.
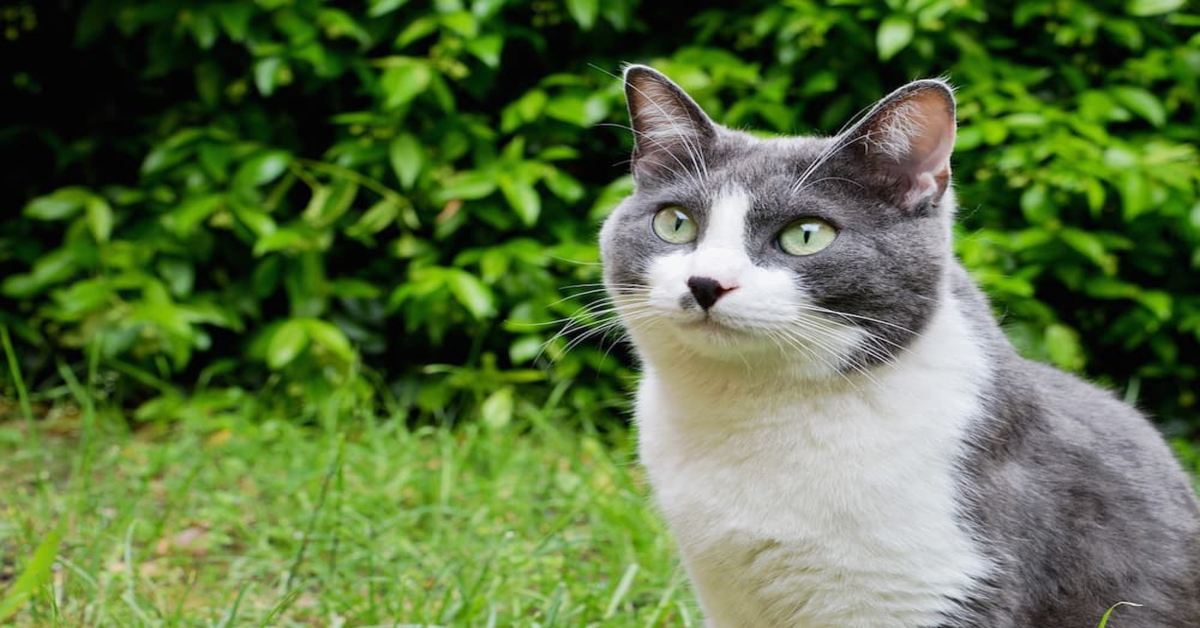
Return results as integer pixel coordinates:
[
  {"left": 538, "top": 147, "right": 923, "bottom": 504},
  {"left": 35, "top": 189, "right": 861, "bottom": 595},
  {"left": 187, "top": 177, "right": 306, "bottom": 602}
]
[{"left": 634, "top": 308, "right": 991, "bottom": 628}]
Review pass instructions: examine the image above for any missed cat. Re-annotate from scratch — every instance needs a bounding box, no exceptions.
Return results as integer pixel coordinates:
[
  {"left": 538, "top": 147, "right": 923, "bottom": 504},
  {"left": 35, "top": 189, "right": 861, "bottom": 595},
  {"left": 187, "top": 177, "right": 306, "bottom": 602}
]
[{"left": 599, "top": 65, "right": 1200, "bottom": 628}]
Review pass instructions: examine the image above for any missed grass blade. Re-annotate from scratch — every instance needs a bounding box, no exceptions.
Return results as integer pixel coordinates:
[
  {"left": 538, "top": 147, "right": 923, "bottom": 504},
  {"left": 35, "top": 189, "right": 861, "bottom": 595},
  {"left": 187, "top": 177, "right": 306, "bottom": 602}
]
[
  {"left": 1097, "top": 601, "right": 1143, "bottom": 628},
  {"left": 0, "top": 528, "right": 63, "bottom": 622},
  {"left": 603, "top": 563, "right": 639, "bottom": 619},
  {"left": 0, "top": 325, "right": 40, "bottom": 455}
]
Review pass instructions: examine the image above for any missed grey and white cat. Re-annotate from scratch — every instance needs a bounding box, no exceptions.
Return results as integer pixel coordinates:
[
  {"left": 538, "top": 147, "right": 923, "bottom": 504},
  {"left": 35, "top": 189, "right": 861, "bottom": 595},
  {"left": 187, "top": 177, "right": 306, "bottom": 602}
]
[{"left": 600, "top": 65, "right": 1200, "bottom": 627}]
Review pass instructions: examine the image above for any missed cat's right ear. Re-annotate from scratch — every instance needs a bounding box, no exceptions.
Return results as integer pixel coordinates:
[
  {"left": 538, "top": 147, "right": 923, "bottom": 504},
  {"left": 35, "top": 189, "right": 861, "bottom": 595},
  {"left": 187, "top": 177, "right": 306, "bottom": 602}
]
[
  {"left": 624, "top": 65, "right": 716, "bottom": 181},
  {"left": 841, "top": 79, "right": 957, "bottom": 214}
]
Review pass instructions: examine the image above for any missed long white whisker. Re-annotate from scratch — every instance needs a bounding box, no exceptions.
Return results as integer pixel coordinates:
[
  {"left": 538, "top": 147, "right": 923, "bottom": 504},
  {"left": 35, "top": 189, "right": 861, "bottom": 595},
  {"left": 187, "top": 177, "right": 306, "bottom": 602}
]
[
  {"left": 792, "top": 314, "right": 897, "bottom": 364},
  {"left": 795, "top": 304, "right": 916, "bottom": 335},
  {"left": 781, "top": 325, "right": 882, "bottom": 389}
]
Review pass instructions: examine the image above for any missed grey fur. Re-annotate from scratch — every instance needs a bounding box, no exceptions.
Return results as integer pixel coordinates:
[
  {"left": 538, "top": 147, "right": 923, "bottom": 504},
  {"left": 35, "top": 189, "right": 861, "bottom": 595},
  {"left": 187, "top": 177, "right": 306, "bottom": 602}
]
[{"left": 601, "top": 65, "right": 1200, "bottom": 626}]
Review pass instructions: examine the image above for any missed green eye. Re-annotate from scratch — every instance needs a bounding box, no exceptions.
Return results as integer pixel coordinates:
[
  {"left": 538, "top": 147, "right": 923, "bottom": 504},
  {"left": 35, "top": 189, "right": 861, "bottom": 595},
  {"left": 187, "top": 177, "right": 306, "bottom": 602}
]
[
  {"left": 652, "top": 206, "right": 698, "bottom": 244},
  {"left": 779, "top": 218, "right": 837, "bottom": 256}
]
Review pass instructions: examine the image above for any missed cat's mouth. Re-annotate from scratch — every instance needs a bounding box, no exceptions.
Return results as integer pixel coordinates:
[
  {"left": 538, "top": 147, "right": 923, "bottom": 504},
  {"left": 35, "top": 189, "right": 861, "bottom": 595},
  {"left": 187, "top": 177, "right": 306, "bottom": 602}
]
[{"left": 679, "top": 314, "right": 749, "bottom": 337}]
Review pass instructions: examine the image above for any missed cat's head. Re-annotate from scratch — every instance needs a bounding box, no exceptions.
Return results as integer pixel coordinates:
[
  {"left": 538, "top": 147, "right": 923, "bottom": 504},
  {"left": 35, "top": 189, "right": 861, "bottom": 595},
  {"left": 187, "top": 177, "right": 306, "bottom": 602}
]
[{"left": 600, "top": 65, "right": 959, "bottom": 379}]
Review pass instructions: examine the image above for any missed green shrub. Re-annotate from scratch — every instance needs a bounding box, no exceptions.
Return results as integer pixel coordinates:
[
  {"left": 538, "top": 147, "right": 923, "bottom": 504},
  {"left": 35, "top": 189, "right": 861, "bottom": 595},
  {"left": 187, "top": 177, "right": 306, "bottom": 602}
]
[{"left": 1, "top": 0, "right": 1196, "bottom": 430}]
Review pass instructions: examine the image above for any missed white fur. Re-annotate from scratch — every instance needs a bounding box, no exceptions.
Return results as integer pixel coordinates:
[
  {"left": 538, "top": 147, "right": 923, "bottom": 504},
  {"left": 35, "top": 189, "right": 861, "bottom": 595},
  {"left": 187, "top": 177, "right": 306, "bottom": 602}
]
[{"left": 619, "top": 187, "right": 992, "bottom": 627}]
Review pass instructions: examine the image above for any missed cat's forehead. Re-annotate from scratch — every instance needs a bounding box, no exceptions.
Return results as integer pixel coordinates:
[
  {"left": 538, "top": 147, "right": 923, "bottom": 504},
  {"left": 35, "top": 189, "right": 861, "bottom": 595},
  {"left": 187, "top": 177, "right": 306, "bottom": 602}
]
[
  {"left": 652, "top": 133, "right": 851, "bottom": 214},
  {"left": 712, "top": 133, "right": 836, "bottom": 180}
]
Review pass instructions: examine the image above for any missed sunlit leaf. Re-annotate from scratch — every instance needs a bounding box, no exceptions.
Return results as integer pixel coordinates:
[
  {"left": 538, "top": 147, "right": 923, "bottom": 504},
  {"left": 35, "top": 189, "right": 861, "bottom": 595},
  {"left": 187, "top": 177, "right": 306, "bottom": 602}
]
[
  {"left": 24, "top": 188, "right": 92, "bottom": 221},
  {"left": 498, "top": 175, "right": 541, "bottom": 226},
  {"left": 267, "top": 320, "right": 309, "bottom": 369},
  {"left": 233, "top": 151, "right": 292, "bottom": 192},
  {"left": 304, "top": 319, "right": 354, "bottom": 362},
  {"left": 1111, "top": 86, "right": 1166, "bottom": 126},
  {"left": 1126, "top": 0, "right": 1183, "bottom": 16},
  {"left": 389, "top": 134, "right": 424, "bottom": 189},
  {"left": 380, "top": 60, "right": 432, "bottom": 109},
  {"left": 85, "top": 196, "right": 114, "bottom": 243},
  {"left": 876, "top": 15, "right": 913, "bottom": 60},
  {"left": 566, "top": 0, "right": 599, "bottom": 30},
  {"left": 481, "top": 386, "right": 514, "bottom": 429},
  {"left": 447, "top": 270, "right": 496, "bottom": 320}
]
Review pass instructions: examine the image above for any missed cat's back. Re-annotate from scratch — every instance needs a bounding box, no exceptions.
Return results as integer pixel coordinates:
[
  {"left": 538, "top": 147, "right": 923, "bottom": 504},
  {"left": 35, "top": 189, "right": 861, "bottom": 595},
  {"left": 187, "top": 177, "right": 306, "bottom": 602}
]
[{"left": 958, "top": 326, "right": 1200, "bottom": 625}]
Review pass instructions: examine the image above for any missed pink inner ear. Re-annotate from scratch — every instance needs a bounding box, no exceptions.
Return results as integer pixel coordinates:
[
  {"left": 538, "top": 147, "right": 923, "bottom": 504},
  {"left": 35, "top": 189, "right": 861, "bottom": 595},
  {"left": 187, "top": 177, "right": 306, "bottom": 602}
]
[
  {"left": 886, "top": 89, "right": 955, "bottom": 208},
  {"left": 901, "top": 91, "right": 956, "bottom": 175}
]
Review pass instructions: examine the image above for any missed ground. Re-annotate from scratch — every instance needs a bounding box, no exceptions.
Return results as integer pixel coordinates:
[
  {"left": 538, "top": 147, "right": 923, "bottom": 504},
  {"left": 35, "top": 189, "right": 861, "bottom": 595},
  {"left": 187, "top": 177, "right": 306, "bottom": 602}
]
[{"left": 0, "top": 399, "right": 695, "bottom": 627}]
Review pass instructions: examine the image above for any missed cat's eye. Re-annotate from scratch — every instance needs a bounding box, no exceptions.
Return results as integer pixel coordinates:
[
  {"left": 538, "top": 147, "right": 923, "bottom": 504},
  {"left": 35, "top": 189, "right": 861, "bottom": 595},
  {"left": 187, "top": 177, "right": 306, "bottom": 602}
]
[
  {"left": 779, "top": 218, "right": 837, "bottom": 256},
  {"left": 652, "top": 206, "right": 698, "bottom": 244}
]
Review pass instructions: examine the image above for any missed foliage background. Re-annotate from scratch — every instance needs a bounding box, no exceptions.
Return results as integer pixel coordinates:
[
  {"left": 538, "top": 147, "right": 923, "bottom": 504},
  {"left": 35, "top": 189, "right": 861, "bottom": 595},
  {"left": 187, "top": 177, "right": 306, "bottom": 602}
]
[{"left": 1, "top": 0, "right": 1198, "bottom": 439}]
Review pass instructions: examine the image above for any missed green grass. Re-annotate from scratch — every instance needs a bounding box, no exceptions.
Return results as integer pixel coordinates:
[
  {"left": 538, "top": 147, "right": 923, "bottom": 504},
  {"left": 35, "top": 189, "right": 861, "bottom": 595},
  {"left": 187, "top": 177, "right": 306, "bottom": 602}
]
[{"left": 0, "top": 401, "right": 695, "bottom": 627}]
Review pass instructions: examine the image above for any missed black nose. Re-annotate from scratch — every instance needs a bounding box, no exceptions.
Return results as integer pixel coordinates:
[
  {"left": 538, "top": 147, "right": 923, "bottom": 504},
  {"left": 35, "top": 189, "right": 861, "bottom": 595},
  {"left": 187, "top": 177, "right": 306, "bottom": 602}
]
[{"left": 687, "top": 276, "right": 734, "bottom": 310}]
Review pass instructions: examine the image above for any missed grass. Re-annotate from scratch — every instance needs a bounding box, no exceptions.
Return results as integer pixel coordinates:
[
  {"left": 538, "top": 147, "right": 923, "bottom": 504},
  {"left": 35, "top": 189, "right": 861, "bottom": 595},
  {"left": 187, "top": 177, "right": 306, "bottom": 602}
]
[
  {"left": 0, "top": 328, "right": 1176, "bottom": 627},
  {"left": 0, "top": 397, "right": 695, "bottom": 627}
]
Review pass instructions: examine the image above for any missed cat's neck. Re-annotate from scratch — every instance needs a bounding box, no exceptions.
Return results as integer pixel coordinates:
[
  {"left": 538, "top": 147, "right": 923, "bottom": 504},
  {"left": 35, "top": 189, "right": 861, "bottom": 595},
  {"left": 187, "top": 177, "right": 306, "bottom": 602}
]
[{"left": 633, "top": 289, "right": 991, "bottom": 430}]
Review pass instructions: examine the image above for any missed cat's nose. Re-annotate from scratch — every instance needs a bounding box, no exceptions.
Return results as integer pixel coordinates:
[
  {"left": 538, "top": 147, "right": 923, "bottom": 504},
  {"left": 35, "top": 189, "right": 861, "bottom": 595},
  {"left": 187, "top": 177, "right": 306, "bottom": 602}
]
[{"left": 687, "top": 276, "right": 736, "bottom": 310}]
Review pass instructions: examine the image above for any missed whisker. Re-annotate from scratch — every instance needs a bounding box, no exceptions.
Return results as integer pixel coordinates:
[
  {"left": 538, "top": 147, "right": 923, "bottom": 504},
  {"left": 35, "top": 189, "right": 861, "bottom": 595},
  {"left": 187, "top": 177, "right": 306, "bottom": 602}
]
[
  {"left": 793, "top": 176, "right": 865, "bottom": 195},
  {"left": 795, "top": 304, "right": 916, "bottom": 335}
]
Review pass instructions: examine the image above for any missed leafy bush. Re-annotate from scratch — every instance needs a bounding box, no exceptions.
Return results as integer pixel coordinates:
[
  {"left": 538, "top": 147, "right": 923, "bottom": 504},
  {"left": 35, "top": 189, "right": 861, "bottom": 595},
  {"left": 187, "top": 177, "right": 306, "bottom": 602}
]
[{"left": 1, "top": 0, "right": 1197, "bottom": 431}]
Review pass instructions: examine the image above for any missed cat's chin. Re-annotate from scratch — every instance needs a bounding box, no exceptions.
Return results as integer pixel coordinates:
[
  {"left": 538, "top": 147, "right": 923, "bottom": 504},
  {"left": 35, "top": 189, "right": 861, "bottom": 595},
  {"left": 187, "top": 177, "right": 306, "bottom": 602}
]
[
  {"left": 664, "top": 317, "right": 795, "bottom": 362},
  {"left": 619, "top": 313, "right": 854, "bottom": 382}
]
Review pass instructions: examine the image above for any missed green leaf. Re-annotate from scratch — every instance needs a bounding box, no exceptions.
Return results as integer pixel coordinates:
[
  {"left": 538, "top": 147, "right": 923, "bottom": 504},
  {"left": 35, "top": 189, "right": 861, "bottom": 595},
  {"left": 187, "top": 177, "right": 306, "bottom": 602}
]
[
  {"left": 85, "top": 196, "right": 114, "bottom": 243},
  {"left": 253, "top": 228, "right": 312, "bottom": 256},
  {"left": 1020, "top": 184, "right": 1055, "bottom": 223},
  {"left": 190, "top": 13, "right": 218, "bottom": 49},
  {"left": 302, "top": 179, "right": 358, "bottom": 227},
  {"left": 544, "top": 94, "right": 609, "bottom": 127},
  {"left": 380, "top": 60, "right": 432, "bottom": 109},
  {"left": 480, "top": 386, "right": 514, "bottom": 430},
  {"left": 1111, "top": 86, "right": 1166, "bottom": 127},
  {"left": 140, "top": 129, "right": 203, "bottom": 176},
  {"left": 1, "top": 248, "right": 80, "bottom": 298},
  {"left": 1060, "top": 228, "right": 1116, "bottom": 273},
  {"left": 232, "top": 205, "right": 277, "bottom": 238},
  {"left": 1126, "top": 0, "right": 1183, "bottom": 16},
  {"left": 303, "top": 319, "right": 354, "bottom": 362},
  {"left": 566, "top": 0, "right": 599, "bottom": 30},
  {"left": 317, "top": 8, "right": 371, "bottom": 45},
  {"left": 1137, "top": 290, "right": 1173, "bottom": 320},
  {"left": 466, "top": 34, "right": 504, "bottom": 68},
  {"left": 254, "top": 57, "right": 283, "bottom": 96},
  {"left": 215, "top": 3, "right": 254, "bottom": 40},
  {"left": 24, "top": 188, "right": 93, "bottom": 220},
  {"left": 543, "top": 169, "right": 585, "bottom": 202},
  {"left": 389, "top": 134, "right": 424, "bottom": 189},
  {"left": 1118, "top": 169, "right": 1149, "bottom": 220},
  {"left": 436, "top": 171, "right": 497, "bottom": 201},
  {"left": 447, "top": 270, "right": 495, "bottom": 320},
  {"left": 0, "top": 528, "right": 61, "bottom": 622},
  {"left": 1044, "top": 324, "right": 1085, "bottom": 372},
  {"left": 158, "top": 259, "right": 195, "bottom": 297},
  {"left": 394, "top": 16, "right": 439, "bottom": 48},
  {"left": 233, "top": 151, "right": 292, "bottom": 192},
  {"left": 347, "top": 199, "right": 400, "bottom": 239},
  {"left": 267, "top": 320, "right": 309, "bottom": 369},
  {"left": 369, "top": 0, "right": 409, "bottom": 16},
  {"left": 509, "top": 335, "right": 542, "bottom": 363},
  {"left": 876, "top": 15, "right": 914, "bottom": 61},
  {"left": 498, "top": 176, "right": 541, "bottom": 226},
  {"left": 441, "top": 11, "right": 478, "bottom": 37}
]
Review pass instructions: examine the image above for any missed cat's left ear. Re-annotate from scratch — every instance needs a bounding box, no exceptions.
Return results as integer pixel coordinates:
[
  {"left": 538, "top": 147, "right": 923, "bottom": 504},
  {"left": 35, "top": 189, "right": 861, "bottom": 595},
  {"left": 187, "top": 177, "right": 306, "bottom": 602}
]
[
  {"left": 843, "top": 79, "right": 956, "bottom": 213},
  {"left": 623, "top": 65, "right": 717, "bottom": 181}
]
